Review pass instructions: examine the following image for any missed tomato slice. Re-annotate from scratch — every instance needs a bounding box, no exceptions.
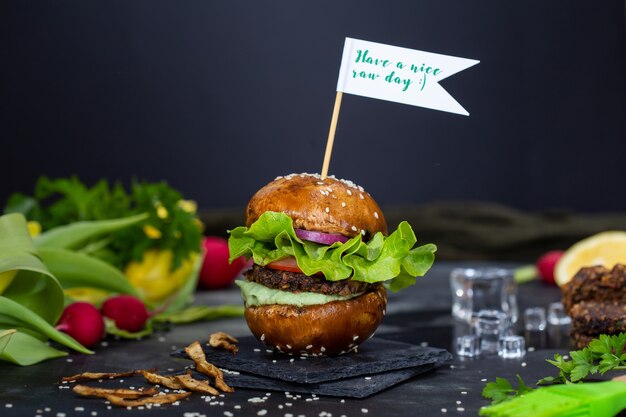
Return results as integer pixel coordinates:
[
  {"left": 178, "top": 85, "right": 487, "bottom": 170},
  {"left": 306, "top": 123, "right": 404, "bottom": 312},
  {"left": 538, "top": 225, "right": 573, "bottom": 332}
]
[{"left": 266, "top": 256, "right": 303, "bottom": 273}]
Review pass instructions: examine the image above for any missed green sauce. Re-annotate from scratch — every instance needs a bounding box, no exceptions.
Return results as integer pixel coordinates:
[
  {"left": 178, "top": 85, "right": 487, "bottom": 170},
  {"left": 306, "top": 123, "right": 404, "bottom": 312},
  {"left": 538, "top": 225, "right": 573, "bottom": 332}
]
[{"left": 235, "top": 280, "right": 360, "bottom": 307}]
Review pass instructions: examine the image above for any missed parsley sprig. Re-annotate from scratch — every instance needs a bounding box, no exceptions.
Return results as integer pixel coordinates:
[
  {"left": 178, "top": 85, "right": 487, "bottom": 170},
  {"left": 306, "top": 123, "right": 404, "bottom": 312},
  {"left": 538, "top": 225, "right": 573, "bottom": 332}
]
[
  {"left": 482, "top": 375, "right": 534, "bottom": 404},
  {"left": 482, "top": 332, "right": 626, "bottom": 404}
]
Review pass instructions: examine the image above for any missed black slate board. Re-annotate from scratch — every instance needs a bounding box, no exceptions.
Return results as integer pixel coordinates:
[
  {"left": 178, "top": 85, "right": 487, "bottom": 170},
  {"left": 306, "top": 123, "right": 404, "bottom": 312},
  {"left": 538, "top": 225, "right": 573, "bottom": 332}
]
[
  {"left": 174, "top": 336, "right": 451, "bottom": 387},
  {"left": 187, "top": 362, "right": 439, "bottom": 398}
]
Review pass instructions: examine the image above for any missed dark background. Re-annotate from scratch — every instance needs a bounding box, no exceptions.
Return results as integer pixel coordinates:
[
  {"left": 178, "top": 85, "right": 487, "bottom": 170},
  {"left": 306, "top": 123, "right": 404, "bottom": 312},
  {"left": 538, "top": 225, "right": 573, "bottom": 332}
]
[{"left": 1, "top": 1, "right": 625, "bottom": 214}]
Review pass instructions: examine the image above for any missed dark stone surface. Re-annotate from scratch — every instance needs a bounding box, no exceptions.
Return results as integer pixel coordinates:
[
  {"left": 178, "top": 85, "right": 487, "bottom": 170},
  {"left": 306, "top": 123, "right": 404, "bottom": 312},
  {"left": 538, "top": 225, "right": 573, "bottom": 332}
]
[
  {"left": 174, "top": 336, "right": 452, "bottom": 384},
  {"left": 0, "top": 262, "right": 570, "bottom": 416}
]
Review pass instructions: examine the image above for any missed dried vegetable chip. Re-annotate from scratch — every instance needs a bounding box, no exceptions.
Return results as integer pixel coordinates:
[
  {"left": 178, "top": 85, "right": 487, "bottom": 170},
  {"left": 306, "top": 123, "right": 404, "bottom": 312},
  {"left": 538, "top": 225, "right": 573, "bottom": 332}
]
[
  {"left": 73, "top": 385, "right": 158, "bottom": 399},
  {"left": 61, "top": 370, "right": 141, "bottom": 383},
  {"left": 185, "top": 341, "right": 234, "bottom": 393},
  {"left": 209, "top": 331, "right": 239, "bottom": 354},
  {"left": 174, "top": 372, "right": 219, "bottom": 396},
  {"left": 103, "top": 391, "right": 191, "bottom": 407},
  {"left": 140, "top": 370, "right": 185, "bottom": 390}
]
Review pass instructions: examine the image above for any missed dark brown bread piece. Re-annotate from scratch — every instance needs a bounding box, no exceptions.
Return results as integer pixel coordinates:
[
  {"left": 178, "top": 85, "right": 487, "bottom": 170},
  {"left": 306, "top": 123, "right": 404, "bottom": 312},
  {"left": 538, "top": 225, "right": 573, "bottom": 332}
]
[
  {"left": 245, "top": 173, "right": 387, "bottom": 238},
  {"left": 244, "top": 264, "right": 373, "bottom": 296},
  {"left": 561, "top": 264, "right": 626, "bottom": 313},
  {"left": 569, "top": 301, "right": 626, "bottom": 335},
  {"left": 244, "top": 284, "right": 387, "bottom": 356}
]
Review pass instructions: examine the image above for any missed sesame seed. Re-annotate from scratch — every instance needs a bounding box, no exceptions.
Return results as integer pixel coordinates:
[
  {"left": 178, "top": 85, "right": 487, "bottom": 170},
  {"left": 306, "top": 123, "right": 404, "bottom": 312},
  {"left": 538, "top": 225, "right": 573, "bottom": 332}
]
[
  {"left": 481, "top": 378, "right": 487, "bottom": 382},
  {"left": 441, "top": 409, "right": 447, "bottom": 413},
  {"left": 361, "top": 229, "right": 366, "bottom": 235},
  {"left": 320, "top": 346, "right": 326, "bottom": 352},
  {"left": 456, "top": 400, "right": 462, "bottom": 405},
  {"left": 290, "top": 359, "right": 294, "bottom": 363},
  {"left": 374, "top": 212, "right": 378, "bottom": 219},
  {"left": 353, "top": 335, "right": 359, "bottom": 341},
  {"left": 254, "top": 348, "right": 261, "bottom": 352},
  {"left": 457, "top": 407, "right": 465, "bottom": 412},
  {"left": 325, "top": 207, "right": 330, "bottom": 213},
  {"left": 364, "top": 376, "right": 372, "bottom": 380},
  {"left": 273, "top": 360, "right": 277, "bottom": 363},
  {"left": 75, "top": 407, "right": 84, "bottom": 411},
  {"left": 258, "top": 410, "right": 268, "bottom": 416},
  {"left": 260, "top": 334, "right": 265, "bottom": 341},
  {"left": 461, "top": 391, "right": 467, "bottom": 395},
  {"left": 521, "top": 362, "right": 527, "bottom": 367},
  {"left": 286, "top": 344, "right": 292, "bottom": 349},
  {"left": 306, "top": 345, "right": 313, "bottom": 349},
  {"left": 5, "top": 404, "right": 13, "bottom": 408},
  {"left": 361, "top": 409, "right": 368, "bottom": 413},
  {"left": 317, "top": 181, "right": 324, "bottom": 185},
  {"left": 224, "top": 412, "right": 234, "bottom": 417},
  {"left": 341, "top": 202, "right": 346, "bottom": 207},
  {"left": 347, "top": 190, "right": 352, "bottom": 196},
  {"left": 359, "top": 194, "right": 364, "bottom": 199},
  {"left": 351, "top": 226, "right": 357, "bottom": 231}
]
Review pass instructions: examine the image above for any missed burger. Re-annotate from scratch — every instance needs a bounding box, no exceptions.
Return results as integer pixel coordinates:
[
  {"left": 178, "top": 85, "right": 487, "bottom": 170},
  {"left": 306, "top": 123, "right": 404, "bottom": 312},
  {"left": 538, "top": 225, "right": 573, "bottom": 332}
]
[{"left": 228, "top": 173, "right": 436, "bottom": 356}]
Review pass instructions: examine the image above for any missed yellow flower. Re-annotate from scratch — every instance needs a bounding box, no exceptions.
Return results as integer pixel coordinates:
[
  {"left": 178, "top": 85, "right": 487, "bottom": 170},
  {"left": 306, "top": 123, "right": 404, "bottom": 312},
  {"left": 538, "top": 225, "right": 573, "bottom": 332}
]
[
  {"left": 27, "top": 221, "right": 41, "bottom": 237},
  {"left": 177, "top": 199, "right": 197, "bottom": 214},
  {"left": 143, "top": 224, "right": 162, "bottom": 239},
  {"left": 124, "top": 250, "right": 197, "bottom": 303},
  {"left": 156, "top": 203, "right": 169, "bottom": 220}
]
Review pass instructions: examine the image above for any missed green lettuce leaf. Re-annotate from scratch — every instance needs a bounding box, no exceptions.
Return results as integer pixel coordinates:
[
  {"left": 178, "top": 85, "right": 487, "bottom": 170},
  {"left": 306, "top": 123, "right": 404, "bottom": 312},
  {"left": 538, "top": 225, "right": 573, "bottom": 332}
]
[{"left": 228, "top": 212, "right": 436, "bottom": 289}]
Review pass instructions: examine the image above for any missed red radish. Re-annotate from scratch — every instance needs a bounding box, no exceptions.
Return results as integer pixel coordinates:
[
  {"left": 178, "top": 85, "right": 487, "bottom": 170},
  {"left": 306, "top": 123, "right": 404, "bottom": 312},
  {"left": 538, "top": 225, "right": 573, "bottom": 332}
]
[
  {"left": 536, "top": 250, "right": 565, "bottom": 285},
  {"left": 199, "top": 236, "right": 247, "bottom": 289},
  {"left": 295, "top": 229, "right": 349, "bottom": 245},
  {"left": 56, "top": 302, "right": 105, "bottom": 348},
  {"left": 101, "top": 295, "right": 149, "bottom": 333}
]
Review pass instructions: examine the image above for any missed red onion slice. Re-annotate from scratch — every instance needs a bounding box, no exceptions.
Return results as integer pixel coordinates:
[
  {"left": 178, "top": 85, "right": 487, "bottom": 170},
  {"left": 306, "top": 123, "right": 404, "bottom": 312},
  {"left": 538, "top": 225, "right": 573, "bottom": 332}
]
[{"left": 295, "top": 229, "right": 349, "bottom": 245}]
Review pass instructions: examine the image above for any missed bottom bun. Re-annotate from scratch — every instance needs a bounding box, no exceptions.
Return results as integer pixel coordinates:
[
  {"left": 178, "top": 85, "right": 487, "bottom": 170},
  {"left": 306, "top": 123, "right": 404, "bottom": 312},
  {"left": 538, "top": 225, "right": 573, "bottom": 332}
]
[{"left": 244, "top": 284, "right": 387, "bottom": 356}]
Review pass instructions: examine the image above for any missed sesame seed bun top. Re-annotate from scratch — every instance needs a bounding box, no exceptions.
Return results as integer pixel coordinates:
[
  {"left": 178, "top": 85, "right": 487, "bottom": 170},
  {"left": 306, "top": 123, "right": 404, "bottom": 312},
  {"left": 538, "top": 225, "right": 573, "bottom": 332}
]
[{"left": 245, "top": 173, "right": 388, "bottom": 238}]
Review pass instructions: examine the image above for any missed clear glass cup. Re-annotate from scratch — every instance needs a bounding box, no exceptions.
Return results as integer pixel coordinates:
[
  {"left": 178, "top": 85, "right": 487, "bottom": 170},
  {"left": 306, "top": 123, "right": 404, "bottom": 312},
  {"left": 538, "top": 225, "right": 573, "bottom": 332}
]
[
  {"left": 547, "top": 302, "right": 572, "bottom": 349},
  {"left": 524, "top": 307, "right": 547, "bottom": 331},
  {"left": 450, "top": 268, "right": 518, "bottom": 324},
  {"left": 524, "top": 307, "right": 547, "bottom": 349}
]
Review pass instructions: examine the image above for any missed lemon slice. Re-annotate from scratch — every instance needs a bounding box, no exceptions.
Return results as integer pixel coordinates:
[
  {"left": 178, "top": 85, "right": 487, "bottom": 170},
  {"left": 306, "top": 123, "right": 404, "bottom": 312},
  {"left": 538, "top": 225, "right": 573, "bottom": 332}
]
[{"left": 554, "top": 231, "right": 626, "bottom": 286}]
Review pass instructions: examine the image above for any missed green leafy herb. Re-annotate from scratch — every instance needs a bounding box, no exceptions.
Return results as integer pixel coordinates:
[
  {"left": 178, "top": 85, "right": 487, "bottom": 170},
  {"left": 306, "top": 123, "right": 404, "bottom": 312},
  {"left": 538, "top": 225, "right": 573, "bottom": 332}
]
[
  {"left": 482, "top": 375, "right": 534, "bottom": 404},
  {"left": 484, "top": 333, "right": 626, "bottom": 405},
  {"left": 542, "top": 333, "right": 626, "bottom": 383},
  {"left": 4, "top": 177, "right": 202, "bottom": 270},
  {"left": 228, "top": 211, "right": 436, "bottom": 289}
]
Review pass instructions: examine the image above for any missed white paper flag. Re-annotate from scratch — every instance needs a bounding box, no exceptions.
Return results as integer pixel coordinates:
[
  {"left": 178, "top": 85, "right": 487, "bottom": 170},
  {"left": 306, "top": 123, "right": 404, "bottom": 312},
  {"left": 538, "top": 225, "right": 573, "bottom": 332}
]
[{"left": 337, "top": 38, "right": 479, "bottom": 116}]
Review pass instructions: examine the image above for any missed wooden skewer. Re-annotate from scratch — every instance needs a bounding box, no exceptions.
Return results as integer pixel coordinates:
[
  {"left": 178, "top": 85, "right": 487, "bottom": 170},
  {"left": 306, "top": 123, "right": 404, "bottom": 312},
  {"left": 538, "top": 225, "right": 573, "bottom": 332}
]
[{"left": 321, "top": 91, "right": 343, "bottom": 179}]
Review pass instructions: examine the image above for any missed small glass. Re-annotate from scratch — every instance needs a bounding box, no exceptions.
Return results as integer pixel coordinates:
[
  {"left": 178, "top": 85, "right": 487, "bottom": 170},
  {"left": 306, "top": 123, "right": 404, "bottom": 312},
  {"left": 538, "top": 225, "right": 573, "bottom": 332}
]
[
  {"left": 547, "top": 302, "right": 571, "bottom": 326},
  {"left": 524, "top": 307, "right": 547, "bottom": 348},
  {"left": 473, "top": 309, "right": 508, "bottom": 354},
  {"left": 456, "top": 335, "right": 481, "bottom": 357},
  {"left": 547, "top": 302, "right": 571, "bottom": 348},
  {"left": 450, "top": 268, "right": 518, "bottom": 324},
  {"left": 498, "top": 335, "right": 526, "bottom": 358},
  {"left": 524, "top": 307, "right": 547, "bottom": 331}
]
